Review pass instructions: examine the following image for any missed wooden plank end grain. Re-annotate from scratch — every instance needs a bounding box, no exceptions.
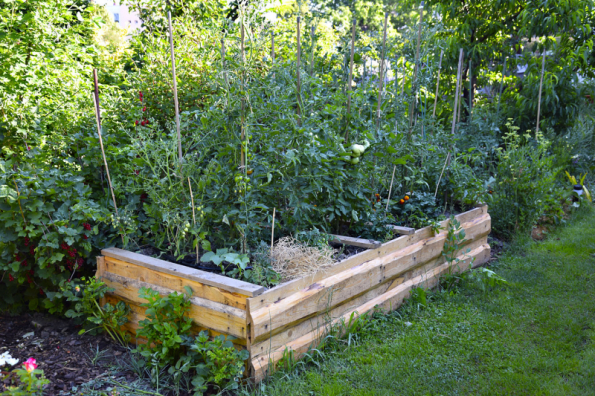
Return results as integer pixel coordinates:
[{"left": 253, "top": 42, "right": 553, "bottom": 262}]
[{"left": 330, "top": 235, "right": 382, "bottom": 249}]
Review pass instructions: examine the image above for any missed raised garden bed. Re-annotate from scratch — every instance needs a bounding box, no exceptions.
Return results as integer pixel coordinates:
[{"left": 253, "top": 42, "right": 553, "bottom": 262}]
[{"left": 96, "top": 205, "right": 491, "bottom": 381}]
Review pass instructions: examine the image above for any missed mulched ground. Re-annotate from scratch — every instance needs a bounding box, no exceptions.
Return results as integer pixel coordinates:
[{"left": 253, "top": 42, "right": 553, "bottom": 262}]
[{"left": 0, "top": 312, "right": 128, "bottom": 395}]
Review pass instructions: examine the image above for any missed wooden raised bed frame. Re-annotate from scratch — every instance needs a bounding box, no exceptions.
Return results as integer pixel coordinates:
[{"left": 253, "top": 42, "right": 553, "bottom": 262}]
[{"left": 96, "top": 205, "right": 491, "bottom": 381}]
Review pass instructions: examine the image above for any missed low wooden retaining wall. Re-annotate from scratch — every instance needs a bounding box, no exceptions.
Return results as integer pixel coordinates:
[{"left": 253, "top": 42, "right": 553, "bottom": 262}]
[{"left": 96, "top": 205, "right": 490, "bottom": 381}]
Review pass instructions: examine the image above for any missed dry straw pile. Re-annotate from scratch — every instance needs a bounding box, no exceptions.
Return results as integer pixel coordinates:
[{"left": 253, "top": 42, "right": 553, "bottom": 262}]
[{"left": 270, "top": 236, "right": 335, "bottom": 281}]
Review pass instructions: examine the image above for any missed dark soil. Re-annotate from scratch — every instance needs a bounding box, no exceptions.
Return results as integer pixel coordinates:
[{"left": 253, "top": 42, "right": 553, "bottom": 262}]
[{"left": 0, "top": 312, "right": 127, "bottom": 395}]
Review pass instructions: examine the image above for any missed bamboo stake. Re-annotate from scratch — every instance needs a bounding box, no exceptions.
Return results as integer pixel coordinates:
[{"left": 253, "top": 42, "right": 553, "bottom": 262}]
[
  {"left": 376, "top": 12, "right": 389, "bottom": 132},
  {"left": 167, "top": 11, "right": 183, "bottom": 164},
  {"left": 434, "top": 152, "right": 451, "bottom": 199},
  {"left": 408, "top": 1, "right": 425, "bottom": 138},
  {"left": 496, "top": 57, "right": 507, "bottom": 117},
  {"left": 457, "top": 68, "right": 463, "bottom": 127},
  {"left": 92, "top": 70, "right": 124, "bottom": 246},
  {"left": 386, "top": 165, "right": 397, "bottom": 211},
  {"left": 92, "top": 70, "right": 118, "bottom": 216},
  {"left": 221, "top": 39, "right": 228, "bottom": 86},
  {"left": 188, "top": 177, "right": 198, "bottom": 264},
  {"left": 536, "top": 50, "right": 546, "bottom": 133},
  {"left": 468, "top": 59, "right": 473, "bottom": 119},
  {"left": 271, "top": 32, "right": 275, "bottom": 62},
  {"left": 345, "top": 18, "right": 357, "bottom": 142},
  {"left": 271, "top": 32, "right": 275, "bottom": 79},
  {"left": 309, "top": 24, "right": 316, "bottom": 74},
  {"left": 451, "top": 49, "right": 464, "bottom": 135},
  {"left": 240, "top": 20, "right": 246, "bottom": 169},
  {"left": 394, "top": 66, "right": 402, "bottom": 134},
  {"left": 432, "top": 49, "right": 443, "bottom": 118},
  {"left": 296, "top": 16, "right": 302, "bottom": 126},
  {"left": 270, "top": 207, "right": 276, "bottom": 257}
]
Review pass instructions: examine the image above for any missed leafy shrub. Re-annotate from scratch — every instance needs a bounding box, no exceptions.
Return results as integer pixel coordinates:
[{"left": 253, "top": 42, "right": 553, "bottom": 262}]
[
  {"left": 489, "top": 121, "right": 562, "bottom": 239},
  {"left": 0, "top": 164, "right": 105, "bottom": 312},
  {"left": 54, "top": 277, "right": 131, "bottom": 347},
  {"left": 183, "top": 331, "right": 249, "bottom": 393},
  {"left": 131, "top": 287, "right": 249, "bottom": 393},
  {"left": 135, "top": 286, "right": 193, "bottom": 370}
]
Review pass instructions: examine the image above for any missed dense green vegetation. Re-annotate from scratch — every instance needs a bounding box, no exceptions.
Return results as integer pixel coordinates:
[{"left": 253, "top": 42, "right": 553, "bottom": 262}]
[
  {"left": 1, "top": 0, "right": 595, "bottom": 392},
  {"left": 248, "top": 206, "right": 595, "bottom": 395}
]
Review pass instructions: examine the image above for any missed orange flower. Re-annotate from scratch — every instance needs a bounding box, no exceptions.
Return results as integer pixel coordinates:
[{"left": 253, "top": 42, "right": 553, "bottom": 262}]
[
  {"left": 404, "top": 196, "right": 410, "bottom": 201},
  {"left": 399, "top": 199, "right": 405, "bottom": 204}
]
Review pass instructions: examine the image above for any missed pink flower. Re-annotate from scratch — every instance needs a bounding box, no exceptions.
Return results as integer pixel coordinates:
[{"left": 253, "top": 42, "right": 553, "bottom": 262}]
[{"left": 23, "top": 358, "right": 37, "bottom": 373}]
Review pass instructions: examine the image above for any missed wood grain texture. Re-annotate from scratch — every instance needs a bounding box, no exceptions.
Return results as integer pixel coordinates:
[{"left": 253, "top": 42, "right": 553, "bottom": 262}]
[
  {"left": 103, "top": 257, "right": 248, "bottom": 310},
  {"left": 250, "top": 206, "right": 489, "bottom": 311},
  {"left": 101, "top": 247, "right": 265, "bottom": 297},
  {"left": 249, "top": 234, "right": 488, "bottom": 360},
  {"left": 104, "top": 295, "right": 247, "bottom": 346},
  {"left": 250, "top": 213, "right": 490, "bottom": 341},
  {"left": 391, "top": 226, "right": 415, "bottom": 235},
  {"left": 251, "top": 243, "right": 490, "bottom": 381},
  {"left": 330, "top": 235, "right": 382, "bottom": 249},
  {"left": 102, "top": 272, "right": 247, "bottom": 339}
]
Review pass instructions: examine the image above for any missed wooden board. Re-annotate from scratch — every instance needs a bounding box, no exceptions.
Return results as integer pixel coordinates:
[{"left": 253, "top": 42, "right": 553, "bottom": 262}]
[
  {"left": 250, "top": 213, "right": 490, "bottom": 342},
  {"left": 101, "top": 272, "right": 247, "bottom": 339},
  {"left": 329, "top": 235, "right": 382, "bottom": 249},
  {"left": 101, "top": 247, "right": 265, "bottom": 297},
  {"left": 249, "top": 234, "right": 489, "bottom": 360},
  {"left": 103, "top": 257, "right": 248, "bottom": 310},
  {"left": 251, "top": 243, "right": 490, "bottom": 381},
  {"left": 104, "top": 295, "right": 247, "bottom": 347},
  {"left": 391, "top": 226, "right": 415, "bottom": 235},
  {"left": 250, "top": 206, "right": 489, "bottom": 311}
]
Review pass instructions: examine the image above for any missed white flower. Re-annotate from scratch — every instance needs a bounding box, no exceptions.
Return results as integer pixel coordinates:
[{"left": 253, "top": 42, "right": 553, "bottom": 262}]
[{"left": 0, "top": 351, "right": 18, "bottom": 367}]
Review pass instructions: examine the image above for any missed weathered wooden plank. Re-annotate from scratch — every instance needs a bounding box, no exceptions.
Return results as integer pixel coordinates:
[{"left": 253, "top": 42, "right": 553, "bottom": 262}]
[
  {"left": 250, "top": 213, "right": 490, "bottom": 341},
  {"left": 391, "top": 226, "right": 415, "bottom": 235},
  {"left": 102, "top": 272, "right": 247, "bottom": 339},
  {"left": 250, "top": 206, "right": 489, "bottom": 311},
  {"left": 104, "top": 295, "right": 248, "bottom": 346},
  {"left": 101, "top": 247, "right": 265, "bottom": 297},
  {"left": 249, "top": 234, "right": 489, "bottom": 360},
  {"left": 251, "top": 243, "right": 490, "bottom": 381},
  {"left": 329, "top": 235, "right": 382, "bottom": 249},
  {"left": 103, "top": 257, "right": 248, "bottom": 310}
]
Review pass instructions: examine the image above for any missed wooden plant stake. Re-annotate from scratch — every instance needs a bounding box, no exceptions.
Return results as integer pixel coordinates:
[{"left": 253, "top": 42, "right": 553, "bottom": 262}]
[
  {"left": 240, "top": 20, "right": 246, "bottom": 169},
  {"left": 536, "top": 50, "right": 546, "bottom": 133},
  {"left": 468, "top": 59, "right": 473, "bottom": 119},
  {"left": 309, "top": 24, "right": 317, "bottom": 74},
  {"left": 434, "top": 151, "right": 451, "bottom": 199},
  {"left": 451, "top": 49, "right": 464, "bottom": 135},
  {"left": 271, "top": 32, "right": 275, "bottom": 79},
  {"left": 432, "top": 49, "right": 443, "bottom": 118},
  {"left": 270, "top": 207, "right": 276, "bottom": 258},
  {"left": 188, "top": 177, "right": 199, "bottom": 264},
  {"left": 408, "top": 1, "right": 425, "bottom": 138},
  {"left": 167, "top": 11, "right": 183, "bottom": 164},
  {"left": 344, "top": 18, "right": 357, "bottom": 142},
  {"left": 92, "top": 70, "right": 124, "bottom": 245},
  {"left": 221, "top": 39, "right": 228, "bottom": 87},
  {"left": 92, "top": 70, "right": 118, "bottom": 217},
  {"left": 375, "top": 12, "right": 389, "bottom": 132},
  {"left": 296, "top": 16, "right": 302, "bottom": 126},
  {"left": 496, "top": 57, "right": 507, "bottom": 117},
  {"left": 386, "top": 165, "right": 397, "bottom": 211},
  {"left": 271, "top": 32, "right": 275, "bottom": 62}
]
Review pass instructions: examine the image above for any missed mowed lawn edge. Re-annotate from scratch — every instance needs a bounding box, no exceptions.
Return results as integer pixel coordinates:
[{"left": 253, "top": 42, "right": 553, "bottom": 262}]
[{"left": 250, "top": 206, "right": 595, "bottom": 396}]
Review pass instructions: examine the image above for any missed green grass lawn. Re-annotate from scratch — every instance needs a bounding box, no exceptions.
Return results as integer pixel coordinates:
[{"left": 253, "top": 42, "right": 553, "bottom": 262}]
[{"left": 249, "top": 206, "right": 595, "bottom": 396}]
